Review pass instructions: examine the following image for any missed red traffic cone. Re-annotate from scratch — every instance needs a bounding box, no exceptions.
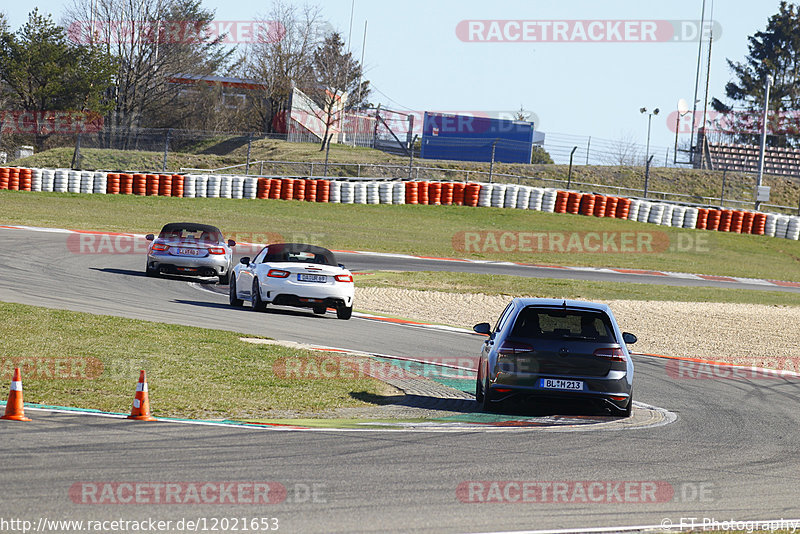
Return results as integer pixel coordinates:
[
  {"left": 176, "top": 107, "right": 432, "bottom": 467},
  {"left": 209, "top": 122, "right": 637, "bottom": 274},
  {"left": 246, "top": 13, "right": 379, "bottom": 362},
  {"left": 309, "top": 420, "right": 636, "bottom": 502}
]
[
  {"left": 2, "top": 368, "right": 31, "bottom": 421},
  {"left": 127, "top": 370, "right": 156, "bottom": 421}
]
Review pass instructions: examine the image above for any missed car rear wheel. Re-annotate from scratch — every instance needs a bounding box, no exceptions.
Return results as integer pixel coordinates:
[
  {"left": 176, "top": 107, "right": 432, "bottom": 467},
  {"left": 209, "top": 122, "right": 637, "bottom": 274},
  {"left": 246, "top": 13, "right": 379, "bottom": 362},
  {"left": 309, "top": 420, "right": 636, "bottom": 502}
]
[
  {"left": 481, "top": 375, "right": 497, "bottom": 412},
  {"left": 312, "top": 304, "right": 327, "bottom": 315},
  {"left": 336, "top": 305, "right": 352, "bottom": 320},
  {"left": 475, "top": 374, "right": 484, "bottom": 403},
  {"left": 229, "top": 277, "right": 243, "bottom": 307},
  {"left": 251, "top": 279, "right": 267, "bottom": 311},
  {"left": 219, "top": 272, "right": 230, "bottom": 285},
  {"left": 145, "top": 264, "right": 157, "bottom": 277},
  {"left": 621, "top": 392, "right": 633, "bottom": 418}
]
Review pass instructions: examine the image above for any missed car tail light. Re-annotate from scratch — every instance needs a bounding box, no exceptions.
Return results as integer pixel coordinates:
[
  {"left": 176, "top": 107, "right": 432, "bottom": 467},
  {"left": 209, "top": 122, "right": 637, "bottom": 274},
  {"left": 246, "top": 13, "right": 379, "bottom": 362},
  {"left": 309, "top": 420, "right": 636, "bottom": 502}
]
[
  {"left": 151, "top": 243, "right": 169, "bottom": 251},
  {"left": 207, "top": 246, "right": 225, "bottom": 255},
  {"left": 267, "top": 269, "right": 290, "bottom": 278},
  {"left": 334, "top": 274, "right": 353, "bottom": 283},
  {"left": 594, "top": 347, "right": 626, "bottom": 362},
  {"left": 494, "top": 388, "right": 512, "bottom": 393},
  {"left": 498, "top": 340, "right": 535, "bottom": 356}
]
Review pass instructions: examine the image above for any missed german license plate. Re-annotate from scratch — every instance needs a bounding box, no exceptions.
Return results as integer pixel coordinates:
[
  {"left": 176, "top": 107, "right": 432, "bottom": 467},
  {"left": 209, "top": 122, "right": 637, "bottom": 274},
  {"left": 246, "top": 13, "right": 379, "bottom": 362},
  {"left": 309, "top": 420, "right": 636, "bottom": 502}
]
[
  {"left": 298, "top": 274, "right": 326, "bottom": 283},
  {"left": 178, "top": 248, "right": 201, "bottom": 256},
  {"left": 539, "top": 379, "right": 584, "bottom": 391}
]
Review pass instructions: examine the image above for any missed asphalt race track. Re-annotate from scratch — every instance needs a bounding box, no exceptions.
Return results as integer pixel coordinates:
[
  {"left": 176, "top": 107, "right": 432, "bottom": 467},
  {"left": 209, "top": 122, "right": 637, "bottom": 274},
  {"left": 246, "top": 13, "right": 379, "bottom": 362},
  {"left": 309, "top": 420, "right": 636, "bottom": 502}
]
[{"left": 0, "top": 227, "right": 799, "bottom": 533}]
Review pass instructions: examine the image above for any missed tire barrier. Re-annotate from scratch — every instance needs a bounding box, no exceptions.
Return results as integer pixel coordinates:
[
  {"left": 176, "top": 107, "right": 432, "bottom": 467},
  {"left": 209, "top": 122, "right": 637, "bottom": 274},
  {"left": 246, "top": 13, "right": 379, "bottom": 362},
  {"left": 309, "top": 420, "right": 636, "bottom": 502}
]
[
  {"left": 540, "top": 189, "right": 556, "bottom": 212},
  {"left": 477, "top": 183, "right": 492, "bottom": 207},
  {"left": 787, "top": 216, "right": 800, "bottom": 240},
  {"left": 442, "top": 182, "right": 455, "bottom": 205},
  {"left": 158, "top": 174, "right": 172, "bottom": 197},
  {"left": 566, "top": 192, "right": 581, "bottom": 214},
  {"left": 392, "top": 181, "right": 405, "bottom": 205},
  {"left": 590, "top": 194, "right": 605, "bottom": 217},
  {"left": 741, "top": 211, "right": 755, "bottom": 234},
  {"left": 291, "top": 178, "right": 304, "bottom": 201},
  {"left": 706, "top": 209, "right": 721, "bottom": 231},
  {"left": 304, "top": 178, "right": 317, "bottom": 202},
  {"left": 729, "top": 210, "right": 743, "bottom": 233},
  {"left": 616, "top": 198, "right": 631, "bottom": 219},
  {"left": 20, "top": 168, "right": 32, "bottom": 191},
  {"left": 671, "top": 206, "right": 686, "bottom": 228},
  {"left": 579, "top": 193, "right": 595, "bottom": 216},
  {"left": 5, "top": 166, "right": 799, "bottom": 241},
  {"left": 503, "top": 185, "right": 518, "bottom": 208},
  {"left": 353, "top": 181, "right": 368, "bottom": 204},
  {"left": 465, "top": 183, "right": 482, "bottom": 207},
  {"left": 318, "top": 179, "right": 331, "bottom": 203},
  {"left": 682, "top": 207, "right": 698, "bottom": 229},
  {"left": 171, "top": 174, "right": 185, "bottom": 198},
  {"left": 515, "top": 186, "right": 531, "bottom": 209},
  {"left": 42, "top": 169, "right": 54, "bottom": 192},
  {"left": 182, "top": 175, "right": 196, "bottom": 198},
  {"left": 328, "top": 180, "right": 341, "bottom": 203}
]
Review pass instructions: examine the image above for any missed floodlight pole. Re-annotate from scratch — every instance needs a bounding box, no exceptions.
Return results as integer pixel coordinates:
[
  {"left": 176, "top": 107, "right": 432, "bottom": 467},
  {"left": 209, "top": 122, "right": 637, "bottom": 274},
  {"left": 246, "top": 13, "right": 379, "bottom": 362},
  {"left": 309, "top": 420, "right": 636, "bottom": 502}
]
[{"left": 755, "top": 74, "right": 773, "bottom": 211}]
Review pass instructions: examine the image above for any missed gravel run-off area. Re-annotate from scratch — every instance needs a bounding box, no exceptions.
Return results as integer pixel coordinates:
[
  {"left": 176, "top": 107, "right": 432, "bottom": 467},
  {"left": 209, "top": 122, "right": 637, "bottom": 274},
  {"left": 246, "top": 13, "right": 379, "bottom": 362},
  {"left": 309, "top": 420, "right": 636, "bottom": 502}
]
[{"left": 355, "top": 287, "right": 800, "bottom": 372}]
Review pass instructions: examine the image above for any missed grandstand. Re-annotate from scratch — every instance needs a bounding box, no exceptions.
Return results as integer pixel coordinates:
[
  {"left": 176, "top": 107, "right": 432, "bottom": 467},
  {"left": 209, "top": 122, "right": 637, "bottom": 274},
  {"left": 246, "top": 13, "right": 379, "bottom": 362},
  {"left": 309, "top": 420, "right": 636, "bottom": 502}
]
[{"left": 697, "top": 128, "right": 800, "bottom": 177}]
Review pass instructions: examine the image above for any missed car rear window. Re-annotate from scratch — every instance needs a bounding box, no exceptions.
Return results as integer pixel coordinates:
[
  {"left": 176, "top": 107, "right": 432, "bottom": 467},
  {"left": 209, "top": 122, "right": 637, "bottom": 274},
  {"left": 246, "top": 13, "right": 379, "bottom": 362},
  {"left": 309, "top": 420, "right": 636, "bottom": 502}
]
[
  {"left": 159, "top": 227, "right": 222, "bottom": 242},
  {"left": 263, "top": 246, "right": 335, "bottom": 265},
  {"left": 511, "top": 307, "right": 616, "bottom": 342}
]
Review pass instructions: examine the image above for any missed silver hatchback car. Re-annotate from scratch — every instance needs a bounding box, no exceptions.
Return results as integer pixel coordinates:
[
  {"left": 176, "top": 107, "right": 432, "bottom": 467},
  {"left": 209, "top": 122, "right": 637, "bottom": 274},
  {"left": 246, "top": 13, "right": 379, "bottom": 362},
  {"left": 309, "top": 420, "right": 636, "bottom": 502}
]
[{"left": 145, "top": 222, "right": 236, "bottom": 284}]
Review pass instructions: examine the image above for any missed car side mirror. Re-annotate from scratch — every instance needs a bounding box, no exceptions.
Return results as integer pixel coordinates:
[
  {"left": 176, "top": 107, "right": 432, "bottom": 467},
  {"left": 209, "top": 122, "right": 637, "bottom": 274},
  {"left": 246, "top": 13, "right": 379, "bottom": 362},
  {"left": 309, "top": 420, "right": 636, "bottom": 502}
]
[
  {"left": 339, "top": 263, "right": 346, "bottom": 269},
  {"left": 473, "top": 322, "right": 491, "bottom": 335},
  {"left": 240, "top": 257, "right": 251, "bottom": 265},
  {"left": 228, "top": 239, "right": 236, "bottom": 247},
  {"left": 145, "top": 234, "right": 154, "bottom": 241},
  {"left": 622, "top": 332, "right": 637, "bottom": 344}
]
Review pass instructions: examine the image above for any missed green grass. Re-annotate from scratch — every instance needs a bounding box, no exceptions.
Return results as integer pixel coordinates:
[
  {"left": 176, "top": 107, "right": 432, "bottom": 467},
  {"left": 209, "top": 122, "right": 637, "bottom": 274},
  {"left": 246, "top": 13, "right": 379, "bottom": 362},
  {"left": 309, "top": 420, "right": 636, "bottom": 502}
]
[
  {"left": 0, "top": 302, "right": 393, "bottom": 419},
  {"left": 357, "top": 271, "right": 800, "bottom": 306},
  {"left": 2, "top": 190, "right": 800, "bottom": 281}
]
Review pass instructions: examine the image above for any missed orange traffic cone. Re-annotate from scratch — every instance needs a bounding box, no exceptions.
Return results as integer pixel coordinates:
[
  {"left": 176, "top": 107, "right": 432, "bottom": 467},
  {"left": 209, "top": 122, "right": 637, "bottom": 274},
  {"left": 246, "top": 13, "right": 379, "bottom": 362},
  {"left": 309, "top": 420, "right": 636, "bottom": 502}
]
[
  {"left": 127, "top": 370, "right": 156, "bottom": 421},
  {"left": 1, "top": 368, "right": 31, "bottom": 421}
]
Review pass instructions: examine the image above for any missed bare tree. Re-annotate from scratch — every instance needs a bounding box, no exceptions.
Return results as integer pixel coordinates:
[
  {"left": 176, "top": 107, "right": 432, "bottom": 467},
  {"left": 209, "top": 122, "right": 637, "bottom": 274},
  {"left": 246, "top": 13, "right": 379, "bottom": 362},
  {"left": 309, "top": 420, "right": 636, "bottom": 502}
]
[
  {"left": 308, "top": 32, "right": 366, "bottom": 150},
  {"left": 600, "top": 132, "right": 644, "bottom": 166},
  {"left": 240, "top": 1, "right": 323, "bottom": 133},
  {"left": 64, "top": 0, "right": 232, "bottom": 139}
]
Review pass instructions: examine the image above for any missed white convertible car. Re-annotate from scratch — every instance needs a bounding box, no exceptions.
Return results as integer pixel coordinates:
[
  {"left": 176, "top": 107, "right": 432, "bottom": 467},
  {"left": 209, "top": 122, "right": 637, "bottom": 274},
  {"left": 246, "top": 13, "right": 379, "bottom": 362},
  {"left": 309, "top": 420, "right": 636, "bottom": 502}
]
[{"left": 229, "top": 243, "right": 355, "bottom": 320}]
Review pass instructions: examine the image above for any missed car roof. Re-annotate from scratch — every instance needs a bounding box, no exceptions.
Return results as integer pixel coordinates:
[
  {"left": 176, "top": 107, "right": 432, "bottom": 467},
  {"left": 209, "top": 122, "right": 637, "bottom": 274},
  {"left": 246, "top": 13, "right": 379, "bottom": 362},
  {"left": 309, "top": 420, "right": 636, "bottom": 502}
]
[
  {"left": 511, "top": 297, "right": 611, "bottom": 313},
  {"left": 159, "top": 222, "right": 222, "bottom": 234}
]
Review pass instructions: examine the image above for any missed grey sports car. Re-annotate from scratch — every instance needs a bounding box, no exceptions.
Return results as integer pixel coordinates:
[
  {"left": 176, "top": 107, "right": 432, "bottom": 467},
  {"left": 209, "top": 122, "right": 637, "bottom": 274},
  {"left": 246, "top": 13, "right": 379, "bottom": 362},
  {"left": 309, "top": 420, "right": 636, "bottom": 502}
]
[
  {"left": 474, "top": 298, "right": 636, "bottom": 416},
  {"left": 145, "top": 222, "right": 236, "bottom": 283}
]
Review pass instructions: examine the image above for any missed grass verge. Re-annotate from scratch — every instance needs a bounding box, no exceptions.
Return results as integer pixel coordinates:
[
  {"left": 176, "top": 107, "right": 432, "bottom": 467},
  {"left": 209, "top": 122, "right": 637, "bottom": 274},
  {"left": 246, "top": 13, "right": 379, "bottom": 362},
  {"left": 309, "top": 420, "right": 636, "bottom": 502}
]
[
  {"left": 2, "top": 190, "right": 800, "bottom": 282},
  {"left": 0, "top": 302, "right": 394, "bottom": 419},
  {"left": 357, "top": 271, "right": 800, "bottom": 306}
]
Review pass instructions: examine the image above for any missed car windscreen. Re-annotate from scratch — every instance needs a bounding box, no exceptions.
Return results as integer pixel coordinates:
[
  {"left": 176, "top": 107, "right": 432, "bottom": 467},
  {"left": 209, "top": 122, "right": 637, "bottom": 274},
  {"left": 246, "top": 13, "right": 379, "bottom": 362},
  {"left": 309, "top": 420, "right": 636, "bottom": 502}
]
[
  {"left": 158, "top": 226, "right": 222, "bottom": 243},
  {"left": 511, "top": 307, "right": 616, "bottom": 343},
  {"left": 262, "top": 245, "right": 335, "bottom": 265}
]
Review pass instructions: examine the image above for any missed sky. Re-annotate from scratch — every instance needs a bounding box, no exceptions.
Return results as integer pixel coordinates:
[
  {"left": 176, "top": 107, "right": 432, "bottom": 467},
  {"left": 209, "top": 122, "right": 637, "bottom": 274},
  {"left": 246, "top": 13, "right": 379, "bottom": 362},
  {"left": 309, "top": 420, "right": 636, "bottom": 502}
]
[{"left": 1, "top": 0, "right": 786, "bottom": 163}]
